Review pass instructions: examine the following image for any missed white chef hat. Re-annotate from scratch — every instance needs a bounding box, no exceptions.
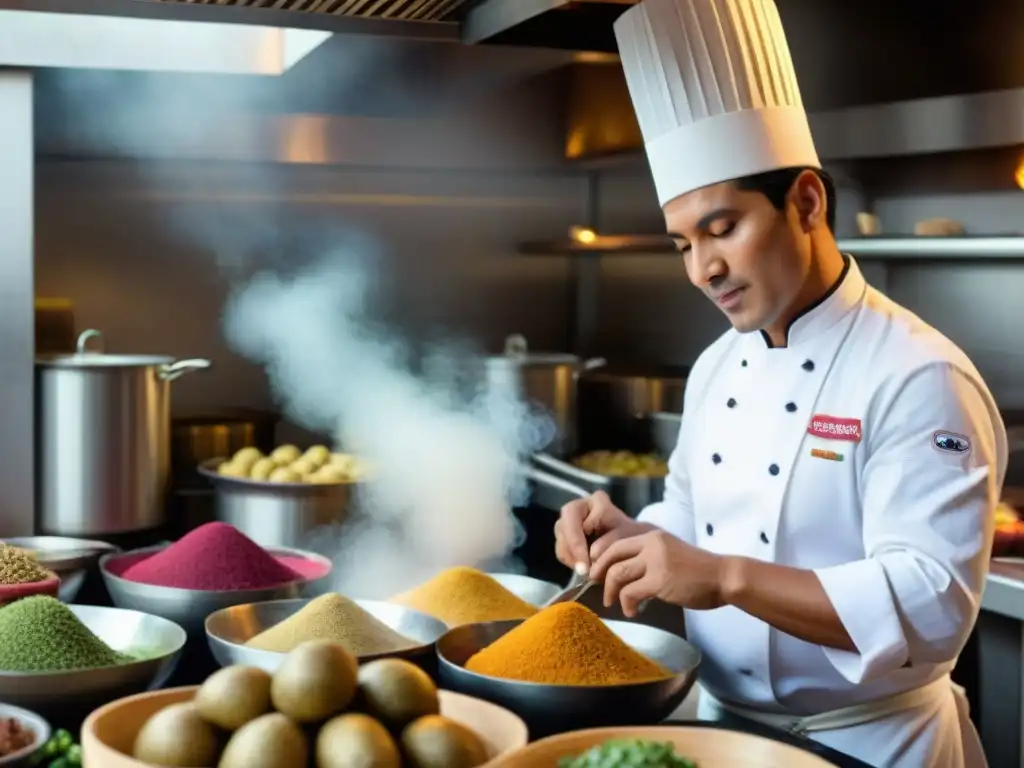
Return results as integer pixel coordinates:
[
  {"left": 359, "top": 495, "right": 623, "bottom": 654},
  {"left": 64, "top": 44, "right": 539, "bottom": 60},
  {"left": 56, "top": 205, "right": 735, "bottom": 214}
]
[{"left": 614, "top": 0, "right": 820, "bottom": 207}]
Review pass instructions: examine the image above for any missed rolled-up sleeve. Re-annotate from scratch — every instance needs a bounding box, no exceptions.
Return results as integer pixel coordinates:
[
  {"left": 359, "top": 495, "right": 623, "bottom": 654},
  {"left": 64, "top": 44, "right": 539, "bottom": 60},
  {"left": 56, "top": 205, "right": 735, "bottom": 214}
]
[
  {"left": 814, "top": 363, "right": 1006, "bottom": 684},
  {"left": 637, "top": 411, "right": 696, "bottom": 544}
]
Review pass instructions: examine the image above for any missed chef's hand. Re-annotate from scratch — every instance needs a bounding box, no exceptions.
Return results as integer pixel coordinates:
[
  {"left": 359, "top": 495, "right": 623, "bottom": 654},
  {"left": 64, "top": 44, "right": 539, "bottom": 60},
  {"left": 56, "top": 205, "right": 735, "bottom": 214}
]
[
  {"left": 554, "top": 491, "right": 654, "bottom": 575},
  {"left": 589, "top": 530, "right": 727, "bottom": 616}
]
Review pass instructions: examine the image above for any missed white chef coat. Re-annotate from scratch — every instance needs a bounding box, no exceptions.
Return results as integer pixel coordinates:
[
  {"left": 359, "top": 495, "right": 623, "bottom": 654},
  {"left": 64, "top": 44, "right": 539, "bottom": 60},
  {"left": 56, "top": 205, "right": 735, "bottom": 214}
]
[{"left": 640, "top": 257, "right": 1007, "bottom": 767}]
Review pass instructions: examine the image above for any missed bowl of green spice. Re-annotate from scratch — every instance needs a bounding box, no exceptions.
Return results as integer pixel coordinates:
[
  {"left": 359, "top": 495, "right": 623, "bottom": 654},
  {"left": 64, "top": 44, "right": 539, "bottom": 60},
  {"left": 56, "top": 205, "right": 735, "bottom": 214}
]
[{"left": 0, "top": 596, "right": 186, "bottom": 715}]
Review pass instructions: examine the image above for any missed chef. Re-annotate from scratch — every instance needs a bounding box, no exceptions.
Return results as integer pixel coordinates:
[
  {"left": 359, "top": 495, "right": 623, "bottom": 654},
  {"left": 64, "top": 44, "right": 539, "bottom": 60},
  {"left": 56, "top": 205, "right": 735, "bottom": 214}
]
[{"left": 553, "top": 1, "right": 1007, "bottom": 766}]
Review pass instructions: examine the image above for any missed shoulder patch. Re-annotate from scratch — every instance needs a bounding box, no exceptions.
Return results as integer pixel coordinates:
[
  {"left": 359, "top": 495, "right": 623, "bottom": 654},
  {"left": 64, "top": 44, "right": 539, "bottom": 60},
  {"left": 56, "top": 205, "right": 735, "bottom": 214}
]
[{"left": 933, "top": 431, "right": 971, "bottom": 455}]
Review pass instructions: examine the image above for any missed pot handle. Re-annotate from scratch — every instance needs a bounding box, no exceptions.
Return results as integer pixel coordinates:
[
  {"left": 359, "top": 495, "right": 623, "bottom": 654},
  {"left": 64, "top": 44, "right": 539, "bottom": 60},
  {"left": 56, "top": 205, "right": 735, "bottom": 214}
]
[
  {"left": 160, "top": 359, "right": 212, "bottom": 382},
  {"left": 76, "top": 329, "right": 104, "bottom": 354},
  {"left": 523, "top": 465, "right": 595, "bottom": 500},
  {"left": 532, "top": 452, "right": 613, "bottom": 491},
  {"left": 504, "top": 333, "right": 528, "bottom": 357}
]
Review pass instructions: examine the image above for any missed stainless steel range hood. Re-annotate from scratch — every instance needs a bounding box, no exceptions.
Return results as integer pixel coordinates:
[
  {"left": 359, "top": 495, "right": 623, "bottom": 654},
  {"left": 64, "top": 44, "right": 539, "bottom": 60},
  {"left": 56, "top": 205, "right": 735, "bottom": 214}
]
[{"left": 0, "top": 0, "right": 638, "bottom": 51}]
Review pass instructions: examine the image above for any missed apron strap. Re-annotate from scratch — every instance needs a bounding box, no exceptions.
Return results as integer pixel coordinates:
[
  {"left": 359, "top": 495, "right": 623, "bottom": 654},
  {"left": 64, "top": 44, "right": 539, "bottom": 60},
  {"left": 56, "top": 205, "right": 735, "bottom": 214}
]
[{"left": 704, "top": 675, "right": 952, "bottom": 736}]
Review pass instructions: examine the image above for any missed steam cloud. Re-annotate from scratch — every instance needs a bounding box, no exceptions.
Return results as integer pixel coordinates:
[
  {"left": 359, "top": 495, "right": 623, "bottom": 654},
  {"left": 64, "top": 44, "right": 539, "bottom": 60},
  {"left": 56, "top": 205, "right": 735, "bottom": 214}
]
[
  {"left": 223, "top": 252, "right": 553, "bottom": 596},
  {"left": 43, "top": 60, "right": 555, "bottom": 597}
]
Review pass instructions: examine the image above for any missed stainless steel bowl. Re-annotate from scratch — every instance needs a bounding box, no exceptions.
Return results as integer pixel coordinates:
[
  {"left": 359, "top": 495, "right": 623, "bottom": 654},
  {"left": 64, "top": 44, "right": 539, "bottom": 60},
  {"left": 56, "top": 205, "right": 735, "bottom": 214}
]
[
  {"left": 0, "top": 702, "right": 50, "bottom": 767},
  {"left": 436, "top": 618, "right": 700, "bottom": 738},
  {"left": 198, "top": 457, "right": 357, "bottom": 549},
  {"left": 487, "top": 573, "right": 560, "bottom": 606},
  {"left": 0, "top": 605, "right": 185, "bottom": 715},
  {"left": 99, "top": 545, "right": 332, "bottom": 636},
  {"left": 205, "top": 597, "right": 448, "bottom": 672},
  {"left": 1, "top": 536, "right": 118, "bottom": 603}
]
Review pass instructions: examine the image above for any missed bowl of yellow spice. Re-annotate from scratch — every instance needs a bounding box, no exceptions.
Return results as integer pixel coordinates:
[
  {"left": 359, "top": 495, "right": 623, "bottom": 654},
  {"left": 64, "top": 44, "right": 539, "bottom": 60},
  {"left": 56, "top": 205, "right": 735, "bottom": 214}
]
[
  {"left": 0, "top": 544, "right": 60, "bottom": 607},
  {"left": 437, "top": 602, "right": 701, "bottom": 738}
]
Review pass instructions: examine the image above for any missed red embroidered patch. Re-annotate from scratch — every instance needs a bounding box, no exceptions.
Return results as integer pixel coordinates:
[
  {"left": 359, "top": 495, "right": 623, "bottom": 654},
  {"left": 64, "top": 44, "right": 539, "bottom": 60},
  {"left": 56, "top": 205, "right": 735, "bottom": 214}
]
[{"left": 808, "top": 415, "right": 862, "bottom": 443}]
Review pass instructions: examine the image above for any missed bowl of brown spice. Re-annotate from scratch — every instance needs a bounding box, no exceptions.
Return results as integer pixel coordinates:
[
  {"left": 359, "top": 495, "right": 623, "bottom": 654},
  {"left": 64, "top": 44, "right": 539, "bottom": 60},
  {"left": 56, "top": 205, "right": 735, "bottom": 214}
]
[
  {"left": 437, "top": 602, "right": 700, "bottom": 738},
  {"left": 0, "top": 703, "right": 50, "bottom": 767},
  {"left": 0, "top": 544, "right": 60, "bottom": 607}
]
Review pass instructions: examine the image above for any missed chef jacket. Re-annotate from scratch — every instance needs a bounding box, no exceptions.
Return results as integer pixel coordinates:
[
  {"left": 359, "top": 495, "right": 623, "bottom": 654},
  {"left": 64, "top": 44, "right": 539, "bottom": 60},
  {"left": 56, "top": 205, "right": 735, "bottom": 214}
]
[{"left": 639, "top": 256, "right": 1006, "bottom": 765}]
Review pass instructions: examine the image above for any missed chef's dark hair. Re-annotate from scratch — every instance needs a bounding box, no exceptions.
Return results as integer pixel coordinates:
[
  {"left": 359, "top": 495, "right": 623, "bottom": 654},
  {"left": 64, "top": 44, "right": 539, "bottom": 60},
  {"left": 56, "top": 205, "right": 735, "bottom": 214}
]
[{"left": 734, "top": 167, "right": 836, "bottom": 232}]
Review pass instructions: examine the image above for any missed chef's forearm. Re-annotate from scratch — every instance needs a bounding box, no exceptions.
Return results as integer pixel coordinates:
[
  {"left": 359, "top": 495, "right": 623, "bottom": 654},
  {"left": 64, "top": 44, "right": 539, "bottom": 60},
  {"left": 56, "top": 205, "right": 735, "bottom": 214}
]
[{"left": 720, "top": 556, "right": 857, "bottom": 652}]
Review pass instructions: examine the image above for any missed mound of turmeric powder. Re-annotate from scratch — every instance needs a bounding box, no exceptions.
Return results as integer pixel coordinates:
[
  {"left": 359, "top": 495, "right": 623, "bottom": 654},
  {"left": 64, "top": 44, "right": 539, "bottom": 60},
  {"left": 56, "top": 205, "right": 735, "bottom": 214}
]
[
  {"left": 390, "top": 567, "right": 538, "bottom": 627},
  {"left": 465, "top": 602, "right": 672, "bottom": 686}
]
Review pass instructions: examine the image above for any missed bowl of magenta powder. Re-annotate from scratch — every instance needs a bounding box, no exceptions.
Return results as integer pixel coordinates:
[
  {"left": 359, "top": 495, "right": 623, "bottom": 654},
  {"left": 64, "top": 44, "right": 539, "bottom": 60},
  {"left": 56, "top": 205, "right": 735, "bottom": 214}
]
[{"left": 99, "top": 523, "right": 332, "bottom": 634}]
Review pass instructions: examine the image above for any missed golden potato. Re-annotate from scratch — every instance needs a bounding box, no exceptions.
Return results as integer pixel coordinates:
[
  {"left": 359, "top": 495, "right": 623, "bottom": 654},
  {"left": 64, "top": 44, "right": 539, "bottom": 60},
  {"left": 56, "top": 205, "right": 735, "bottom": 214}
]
[
  {"left": 270, "top": 445, "right": 301, "bottom": 465},
  {"left": 249, "top": 457, "right": 278, "bottom": 482}
]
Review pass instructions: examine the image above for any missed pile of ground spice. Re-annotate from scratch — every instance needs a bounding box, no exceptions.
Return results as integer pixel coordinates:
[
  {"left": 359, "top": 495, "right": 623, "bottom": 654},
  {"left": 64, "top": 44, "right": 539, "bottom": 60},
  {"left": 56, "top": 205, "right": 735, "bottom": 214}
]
[
  {"left": 465, "top": 602, "right": 672, "bottom": 686},
  {"left": 0, "top": 717, "right": 36, "bottom": 758},
  {"left": 0, "top": 596, "right": 131, "bottom": 672},
  {"left": 120, "top": 522, "right": 302, "bottom": 591},
  {"left": 390, "top": 567, "right": 538, "bottom": 627},
  {"left": 0, "top": 544, "right": 53, "bottom": 585},
  {"left": 245, "top": 593, "right": 417, "bottom": 655}
]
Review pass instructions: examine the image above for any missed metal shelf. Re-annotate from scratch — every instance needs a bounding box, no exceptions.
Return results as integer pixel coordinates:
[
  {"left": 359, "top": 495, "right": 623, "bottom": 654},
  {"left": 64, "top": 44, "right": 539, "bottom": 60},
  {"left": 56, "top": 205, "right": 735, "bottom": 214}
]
[
  {"left": 519, "top": 235, "right": 1024, "bottom": 260},
  {"left": 837, "top": 236, "right": 1024, "bottom": 259}
]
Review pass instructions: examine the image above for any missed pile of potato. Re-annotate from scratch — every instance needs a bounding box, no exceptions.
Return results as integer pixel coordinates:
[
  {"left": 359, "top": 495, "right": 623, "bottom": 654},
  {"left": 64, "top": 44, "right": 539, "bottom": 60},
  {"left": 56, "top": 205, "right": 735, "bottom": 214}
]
[
  {"left": 133, "top": 642, "right": 488, "bottom": 768},
  {"left": 216, "top": 445, "right": 370, "bottom": 485}
]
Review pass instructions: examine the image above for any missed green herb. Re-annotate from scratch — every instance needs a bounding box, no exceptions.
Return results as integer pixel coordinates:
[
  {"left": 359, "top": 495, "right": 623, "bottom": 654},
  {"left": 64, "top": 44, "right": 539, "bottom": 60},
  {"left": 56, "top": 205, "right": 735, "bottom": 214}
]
[
  {"left": 559, "top": 739, "right": 698, "bottom": 768},
  {"left": 0, "top": 597, "right": 131, "bottom": 672}
]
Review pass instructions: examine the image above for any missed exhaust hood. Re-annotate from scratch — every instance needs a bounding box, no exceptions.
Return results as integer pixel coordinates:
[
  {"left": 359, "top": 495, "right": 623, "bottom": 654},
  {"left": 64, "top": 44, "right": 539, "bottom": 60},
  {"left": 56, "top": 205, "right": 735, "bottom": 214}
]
[{"left": 0, "top": 0, "right": 638, "bottom": 51}]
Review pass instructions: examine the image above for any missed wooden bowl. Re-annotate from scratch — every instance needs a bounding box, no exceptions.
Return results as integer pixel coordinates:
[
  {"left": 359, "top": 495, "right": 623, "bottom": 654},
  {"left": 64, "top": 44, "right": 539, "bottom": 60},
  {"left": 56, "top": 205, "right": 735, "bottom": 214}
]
[
  {"left": 82, "top": 686, "right": 528, "bottom": 767},
  {"left": 0, "top": 576, "right": 60, "bottom": 607},
  {"left": 484, "top": 725, "right": 838, "bottom": 767}
]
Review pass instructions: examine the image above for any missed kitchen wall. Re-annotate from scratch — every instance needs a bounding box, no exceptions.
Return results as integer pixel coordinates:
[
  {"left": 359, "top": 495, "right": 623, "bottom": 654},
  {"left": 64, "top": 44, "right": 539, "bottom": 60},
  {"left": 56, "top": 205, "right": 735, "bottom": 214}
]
[
  {"left": 586, "top": 152, "right": 1024, "bottom": 408},
  {"left": 33, "top": 61, "right": 589, "bottom": 416}
]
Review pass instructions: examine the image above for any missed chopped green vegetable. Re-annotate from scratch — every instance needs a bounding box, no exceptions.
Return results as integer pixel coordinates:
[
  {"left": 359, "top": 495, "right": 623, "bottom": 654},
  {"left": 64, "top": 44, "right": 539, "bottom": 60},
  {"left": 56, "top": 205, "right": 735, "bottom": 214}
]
[
  {"left": 65, "top": 743, "right": 82, "bottom": 765},
  {"left": 558, "top": 739, "right": 698, "bottom": 768},
  {"left": 30, "top": 728, "right": 81, "bottom": 768},
  {"left": 53, "top": 729, "right": 73, "bottom": 751}
]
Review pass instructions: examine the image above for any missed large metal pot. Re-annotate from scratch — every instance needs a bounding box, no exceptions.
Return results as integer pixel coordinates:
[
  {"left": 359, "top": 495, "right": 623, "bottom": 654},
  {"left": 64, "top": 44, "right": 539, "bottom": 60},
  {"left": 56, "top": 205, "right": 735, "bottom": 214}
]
[
  {"left": 198, "top": 458, "right": 354, "bottom": 550},
  {"left": 484, "top": 334, "right": 605, "bottom": 456},
  {"left": 36, "top": 329, "right": 211, "bottom": 536}
]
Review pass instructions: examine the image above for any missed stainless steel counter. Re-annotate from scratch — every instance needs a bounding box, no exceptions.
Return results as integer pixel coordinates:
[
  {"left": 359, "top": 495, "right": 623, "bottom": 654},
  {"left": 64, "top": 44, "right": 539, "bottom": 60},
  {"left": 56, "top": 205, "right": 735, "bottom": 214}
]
[{"left": 981, "top": 559, "right": 1024, "bottom": 621}]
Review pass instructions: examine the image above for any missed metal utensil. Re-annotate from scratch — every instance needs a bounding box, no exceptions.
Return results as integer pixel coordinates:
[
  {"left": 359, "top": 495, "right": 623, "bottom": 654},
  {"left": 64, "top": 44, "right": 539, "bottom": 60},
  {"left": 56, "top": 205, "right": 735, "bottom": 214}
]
[
  {"left": 99, "top": 545, "right": 333, "bottom": 636},
  {"left": 197, "top": 458, "right": 356, "bottom": 549},
  {"left": 436, "top": 618, "right": 701, "bottom": 738},
  {"left": 36, "top": 329, "right": 211, "bottom": 536},
  {"left": 205, "top": 598, "right": 448, "bottom": 672},
  {"left": 0, "top": 605, "right": 186, "bottom": 715},
  {"left": 487, "top": 573, "right": 561, "bottom": 607},
  {"left": 0, "top": 536, "right": 119, "bottom": 603},
  {"left": 545, "top": 578, "right": 597, "bottom": 606}
]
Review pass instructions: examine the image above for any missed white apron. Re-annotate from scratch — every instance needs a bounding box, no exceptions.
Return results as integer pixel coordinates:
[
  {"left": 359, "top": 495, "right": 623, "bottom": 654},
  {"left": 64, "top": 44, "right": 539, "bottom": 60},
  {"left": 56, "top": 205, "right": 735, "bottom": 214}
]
[
  {"left": 695, "top": 678, "right": 985, "bottom": 767},
  {"left": 641, "top": 258, "right": 1005, "bottom": 768}
]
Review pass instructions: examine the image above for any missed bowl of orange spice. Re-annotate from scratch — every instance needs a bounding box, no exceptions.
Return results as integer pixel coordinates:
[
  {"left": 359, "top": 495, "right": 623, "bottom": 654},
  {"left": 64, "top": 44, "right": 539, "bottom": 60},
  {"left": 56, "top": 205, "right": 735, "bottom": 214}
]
[{"left": 436, "top": 602, "right": 700, "bottom": 738}]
